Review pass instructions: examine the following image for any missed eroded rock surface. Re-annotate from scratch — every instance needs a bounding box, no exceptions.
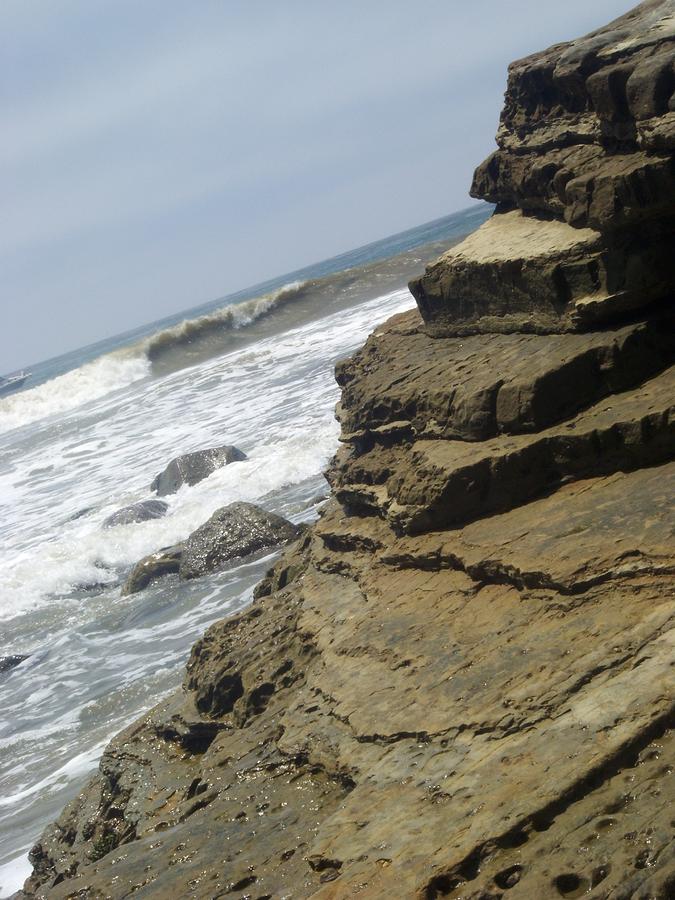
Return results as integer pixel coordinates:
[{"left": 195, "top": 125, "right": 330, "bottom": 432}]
[
  {"left": 151, "top": 445, "right": 247, "bottom": 496},
  {"left": 19, "top": 4, "right": 675, "bottom": 900},
  {"left": 410, "top": 0, "right": 675, "bottom": 334},
  {"left": 179, "top": 502, "right": 300, "bottom": 580}
]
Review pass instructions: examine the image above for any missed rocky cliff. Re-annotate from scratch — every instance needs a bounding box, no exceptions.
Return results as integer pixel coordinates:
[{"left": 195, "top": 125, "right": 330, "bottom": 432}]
[{"left": 19, "top": 3, "right": 675, "bottom": 899}]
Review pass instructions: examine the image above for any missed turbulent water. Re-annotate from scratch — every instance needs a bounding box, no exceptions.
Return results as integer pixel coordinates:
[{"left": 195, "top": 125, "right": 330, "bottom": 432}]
[{"left": 0, "top": 204, "right": 490, "bottom": 896}]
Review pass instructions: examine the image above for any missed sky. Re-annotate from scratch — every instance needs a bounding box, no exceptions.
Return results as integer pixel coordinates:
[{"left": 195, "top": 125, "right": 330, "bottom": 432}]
[{"left": 1, "top": 0, "right": 634, "bottom": 371}]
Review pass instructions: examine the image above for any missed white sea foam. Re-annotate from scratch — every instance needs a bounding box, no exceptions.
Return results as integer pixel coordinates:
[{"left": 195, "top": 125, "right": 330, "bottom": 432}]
[
  {"left": 0, "top": 740, "right": 108, "bottom": 810},
  {"left": 0, "top": 285, "right": 415, "bottom": 887},
  {"left": 0, "top": 288, "right": 413, "bottom": 622},
  {"left": 0, "top": 852, "right": 32, "bottom": 899},
  {"left": 0, "top": 282, "right": 310, "bottom": 437},
  {"left": 0, "top": 350, "right": 150, "bottom": 434},
  {"left": 143, "top": 280, "right": 308, "bottom": 359}
]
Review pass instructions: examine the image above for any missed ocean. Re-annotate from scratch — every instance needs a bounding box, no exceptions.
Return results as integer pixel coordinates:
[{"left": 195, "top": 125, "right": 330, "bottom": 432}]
[{"left": 0, "top": 203, "right": 490, "bottom": 897}]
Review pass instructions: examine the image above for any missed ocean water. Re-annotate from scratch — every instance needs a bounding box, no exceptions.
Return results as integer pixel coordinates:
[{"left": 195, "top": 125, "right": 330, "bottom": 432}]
[{"left": 0, "top": 203, "right": 490, "bottom": 897}]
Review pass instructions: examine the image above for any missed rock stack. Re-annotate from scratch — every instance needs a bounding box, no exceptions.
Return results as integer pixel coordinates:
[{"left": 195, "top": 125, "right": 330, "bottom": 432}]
[{"left": 19, "top": 3, "right": 674, "bottom": 899}]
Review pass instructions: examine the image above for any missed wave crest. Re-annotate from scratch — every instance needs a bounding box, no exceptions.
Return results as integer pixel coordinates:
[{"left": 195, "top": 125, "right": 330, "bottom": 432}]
[
  {"left": 0, "top": 351, "right": 150, "bottom": 434},
  {"left": 144, "top": 280, "right": 310, "bottom": 361},
  {"left": 0, "top": 282, "right": 309, "bottom": 433}
]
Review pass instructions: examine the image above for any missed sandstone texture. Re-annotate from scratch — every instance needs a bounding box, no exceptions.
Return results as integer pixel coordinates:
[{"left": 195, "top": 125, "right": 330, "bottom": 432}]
[
  {"left": 410, "top": 0, "right": 675, "bottom": 334},
  {"left": 151, "top": 445, "right": 247, "bottom": 496},
  {"left": 18, "top": 4, "right": 675, "bottom": 900}
]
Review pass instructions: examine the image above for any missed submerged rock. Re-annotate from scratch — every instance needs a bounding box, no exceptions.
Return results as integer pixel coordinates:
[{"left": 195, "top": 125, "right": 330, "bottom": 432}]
[
  {"left": 151, "top": 445, "right": 247, "bottom": 496},
  {"left": 179, "top": 502, "right": 299, "bottom": 580},
  {"left": 121, "top": 545, "right": 183, "bottom": 596},
  {"left": 103, "top": 499, "right": 168, "bottom": 528},
  {"left": 0, "top": 654, "right": 29, "bottom": 674}
]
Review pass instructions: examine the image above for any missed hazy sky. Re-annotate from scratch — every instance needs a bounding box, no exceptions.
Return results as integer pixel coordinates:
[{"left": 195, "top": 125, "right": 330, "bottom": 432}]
[{"left": 2, "top": 0, "right": 632, "bottom": 370}]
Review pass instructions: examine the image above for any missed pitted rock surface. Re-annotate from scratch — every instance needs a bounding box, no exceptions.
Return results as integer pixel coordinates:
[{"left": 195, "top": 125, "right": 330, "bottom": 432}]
[
  {"left": 179, "top": 502, "right": 299, "bottom": 580},
  {"left": 19, "top": 5, "right": 675, "bottom": 900}
]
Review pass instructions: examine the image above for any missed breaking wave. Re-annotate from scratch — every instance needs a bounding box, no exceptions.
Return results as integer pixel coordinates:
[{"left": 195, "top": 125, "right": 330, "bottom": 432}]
[
  {"left": 0, "top": 351, "right": 150, "bottom": 434},
  {"left": 144, "top": 280, "right": 310, "bottom": 361},
  {"left": 0, "top": 283, "right": 310, "bottom": 435}
]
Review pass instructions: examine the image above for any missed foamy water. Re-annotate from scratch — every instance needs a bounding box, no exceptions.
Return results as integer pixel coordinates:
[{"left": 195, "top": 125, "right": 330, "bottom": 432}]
[
  {"left": 0, "top": 282, "right": 309, "bottom": 436},
  {"left": 0, "top": 351, "right": 151, "bottom": 433},
  {"left": 0, "top": 287, "right": 415, "bottom": 897},
  {"left": 0, "top": 204, "right": 491, "bottom": 897}
]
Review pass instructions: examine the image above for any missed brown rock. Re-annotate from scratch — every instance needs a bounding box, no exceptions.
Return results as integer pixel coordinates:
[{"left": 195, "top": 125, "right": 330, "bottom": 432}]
[
  {"left": 412, "top": 0, "right": 675, "bottom": 334},
  {"left": 20, "top": 5, "right": 675, "bottom": 900},
  {"left": 121, "top": 545, "right": 182, "bottom": 595},
  {"left": 333, "top": 362, "right": 675, "bottom": 532}
]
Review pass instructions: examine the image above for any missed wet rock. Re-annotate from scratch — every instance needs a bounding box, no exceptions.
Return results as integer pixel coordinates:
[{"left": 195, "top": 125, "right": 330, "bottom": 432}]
[
  {"left": 121, "top": 545, "right": 183, "bottom": 596},
  {"left": 0, "top": 654, "right": 29, "bottom": 674},
  {"left": 179, "top": 502, "right": 299, "bottom": 580},
  {"left": 102, "top": 499, "right": 168, "bottom": 528},
  {"left": 151, "top": 445, "right": 247, "bottom": 496}
]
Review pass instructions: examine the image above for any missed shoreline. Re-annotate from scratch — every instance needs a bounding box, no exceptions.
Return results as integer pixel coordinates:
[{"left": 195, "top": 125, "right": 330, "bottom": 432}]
[{"left": 11, "top": 2, "right": 675, "bottom": 897}]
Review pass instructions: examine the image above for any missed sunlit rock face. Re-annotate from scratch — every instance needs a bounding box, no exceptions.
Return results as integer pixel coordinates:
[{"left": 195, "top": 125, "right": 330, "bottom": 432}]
[
  {"left": 411, "top": 0, "right": 675, "bottom": 335},
  {"left": 19, "top": 4, "right": 675, "bottom": 900}
]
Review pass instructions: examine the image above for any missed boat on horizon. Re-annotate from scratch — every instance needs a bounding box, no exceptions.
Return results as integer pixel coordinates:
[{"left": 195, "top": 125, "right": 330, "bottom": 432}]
[{"left": 0, "top": 370, "right": 31, "bottom": 397}]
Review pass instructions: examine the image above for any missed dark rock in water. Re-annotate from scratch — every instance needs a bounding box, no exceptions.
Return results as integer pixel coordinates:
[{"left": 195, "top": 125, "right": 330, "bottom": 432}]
[
  {"left": 103, "top": 499, "right": 169, "bottom": 529},
  {"left": 151, "top": 445, "right": 247, "bottom": 496},
  {"left": 68, "top": 506, "right": 95, "bottom": 522},
  {"left": 0, "top": 654, "right": 29, "bottom": 674},
  {"left": 179, "top": 502, "right": 299, "bottom": 580},
  {"left": 121, "top": 504, "right": 297, "bottom": 593},
  {"left": 121, "top": 545, "right": 183, "bottom": 596}
]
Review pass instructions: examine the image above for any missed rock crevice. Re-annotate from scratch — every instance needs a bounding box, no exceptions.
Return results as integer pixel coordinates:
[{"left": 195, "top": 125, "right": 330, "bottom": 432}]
[{"left": 18, "top": 4, "right": 675, "bottom": 899}]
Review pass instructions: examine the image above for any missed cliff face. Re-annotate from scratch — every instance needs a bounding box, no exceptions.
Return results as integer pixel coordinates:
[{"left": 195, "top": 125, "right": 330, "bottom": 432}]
[
  {"left": 410, "top": 0, "right": 675, "bottom": 335},
  {"left": 20, "top": 4, "right": 675, "bottom": 900}
]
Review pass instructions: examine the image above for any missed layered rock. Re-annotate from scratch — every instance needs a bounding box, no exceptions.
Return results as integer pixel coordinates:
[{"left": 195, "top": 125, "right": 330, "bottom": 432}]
[
  {"left": 410, "top": 0, "right": 675, "bottom": 334},
  {"left": 19, "top": 5, "right": 675, "bottom": 900}
]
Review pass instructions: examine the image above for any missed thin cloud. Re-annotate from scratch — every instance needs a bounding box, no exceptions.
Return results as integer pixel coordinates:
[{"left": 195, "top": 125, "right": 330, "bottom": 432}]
[{"left": 1, "top": 0, "right": 633, "bottom": 370}]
